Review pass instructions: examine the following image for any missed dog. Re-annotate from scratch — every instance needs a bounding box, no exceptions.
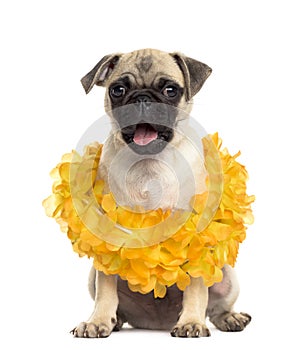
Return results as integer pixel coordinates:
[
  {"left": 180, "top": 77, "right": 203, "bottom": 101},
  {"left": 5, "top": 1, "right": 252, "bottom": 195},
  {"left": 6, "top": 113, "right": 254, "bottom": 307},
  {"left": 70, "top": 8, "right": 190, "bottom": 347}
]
[{"left": 72, "top": 49, "right": 251, "bottom": 338}]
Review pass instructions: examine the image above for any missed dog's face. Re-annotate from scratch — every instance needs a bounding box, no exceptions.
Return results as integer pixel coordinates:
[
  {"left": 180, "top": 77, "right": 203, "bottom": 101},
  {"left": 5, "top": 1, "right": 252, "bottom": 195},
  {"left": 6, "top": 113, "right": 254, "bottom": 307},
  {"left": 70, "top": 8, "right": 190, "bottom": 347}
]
[{"left": 81, "top": 49, "right": 212, "bottom": 155}]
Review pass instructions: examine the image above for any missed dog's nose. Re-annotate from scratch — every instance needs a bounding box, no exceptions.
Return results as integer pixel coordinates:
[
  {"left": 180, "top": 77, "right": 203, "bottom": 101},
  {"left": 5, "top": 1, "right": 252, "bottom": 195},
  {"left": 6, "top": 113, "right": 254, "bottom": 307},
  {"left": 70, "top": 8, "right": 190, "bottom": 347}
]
[{"left": 135, "top": 95, "right": 152, "bottom": 108}]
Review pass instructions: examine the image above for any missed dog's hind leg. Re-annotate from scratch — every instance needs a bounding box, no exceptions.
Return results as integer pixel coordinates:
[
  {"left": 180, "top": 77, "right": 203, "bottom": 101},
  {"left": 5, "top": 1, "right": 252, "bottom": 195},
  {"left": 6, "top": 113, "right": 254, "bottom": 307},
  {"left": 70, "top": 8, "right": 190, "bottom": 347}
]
[{"left": 207, "top": 265, "right": 251, "bottom": 332}]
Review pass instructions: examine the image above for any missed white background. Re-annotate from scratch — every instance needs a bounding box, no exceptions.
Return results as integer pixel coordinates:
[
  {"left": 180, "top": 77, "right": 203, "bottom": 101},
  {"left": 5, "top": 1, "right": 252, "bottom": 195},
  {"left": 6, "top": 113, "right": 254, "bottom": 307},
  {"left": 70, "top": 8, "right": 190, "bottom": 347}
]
[{"left": 1, "top": 0, "right": 292, "bottom": 349}]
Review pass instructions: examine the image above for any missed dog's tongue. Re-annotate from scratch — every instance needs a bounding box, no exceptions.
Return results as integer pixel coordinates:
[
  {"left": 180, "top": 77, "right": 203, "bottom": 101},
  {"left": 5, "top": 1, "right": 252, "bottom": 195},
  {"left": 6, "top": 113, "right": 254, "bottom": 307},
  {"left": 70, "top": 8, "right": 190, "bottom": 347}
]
[{"left": 133, "top": 124, "right": 158, "bottom": 146}]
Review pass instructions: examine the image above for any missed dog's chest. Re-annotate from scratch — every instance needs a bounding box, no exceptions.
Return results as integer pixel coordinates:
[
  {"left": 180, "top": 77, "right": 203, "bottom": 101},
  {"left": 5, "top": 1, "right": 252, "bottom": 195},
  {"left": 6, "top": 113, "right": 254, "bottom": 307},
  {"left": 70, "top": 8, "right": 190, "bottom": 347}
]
[
  {"left": 122, "top": 157, "right": 180, "bottom": 210},
  {"left": 99, "top": 141, "right": 207, "bottom": 211}
]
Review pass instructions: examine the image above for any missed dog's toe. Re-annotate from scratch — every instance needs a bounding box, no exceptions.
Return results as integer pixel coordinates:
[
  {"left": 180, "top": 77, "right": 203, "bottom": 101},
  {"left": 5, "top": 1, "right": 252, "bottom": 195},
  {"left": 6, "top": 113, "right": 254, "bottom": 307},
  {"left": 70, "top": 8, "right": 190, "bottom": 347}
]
[
  {"left": 113, "top": 315, "right": 124, "bottom": 331},
  {"left": 71, "top": 322, "right": 111, "bottom": 338},
  {"left": 171, "top": 323, "right": 210, "bottom": 338},
  {"left": 210, "top": 312, "right": 251, "bottom": 332}
]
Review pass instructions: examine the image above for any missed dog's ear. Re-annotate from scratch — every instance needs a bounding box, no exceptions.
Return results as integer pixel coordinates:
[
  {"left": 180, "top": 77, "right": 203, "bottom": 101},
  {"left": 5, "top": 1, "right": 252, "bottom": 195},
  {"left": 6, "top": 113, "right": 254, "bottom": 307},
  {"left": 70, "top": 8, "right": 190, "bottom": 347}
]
[
  {"left": 81, "top": 54, "right": 121, "bottom": 94},
  {"left": 171, "top": 53, "right": 212, "bottom": 101}
]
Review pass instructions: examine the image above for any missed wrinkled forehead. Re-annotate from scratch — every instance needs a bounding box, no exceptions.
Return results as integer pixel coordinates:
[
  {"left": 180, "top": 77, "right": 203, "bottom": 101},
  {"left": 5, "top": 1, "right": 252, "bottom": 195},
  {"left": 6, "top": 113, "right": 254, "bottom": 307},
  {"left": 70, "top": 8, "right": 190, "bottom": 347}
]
[{"left": 110, "top": 50, "right": 184, "bottom": 87}]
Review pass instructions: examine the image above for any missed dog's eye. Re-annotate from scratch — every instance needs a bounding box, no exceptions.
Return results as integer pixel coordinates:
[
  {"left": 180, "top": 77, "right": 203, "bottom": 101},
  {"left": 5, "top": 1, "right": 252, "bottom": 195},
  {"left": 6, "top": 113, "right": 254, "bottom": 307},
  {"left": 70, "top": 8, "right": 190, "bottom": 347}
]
[
  {"left": 110, "top": 85, "right": 126, "bottom": 98},
  {"left": 162, "top": 85, "right": 178, "bottom": 98}
]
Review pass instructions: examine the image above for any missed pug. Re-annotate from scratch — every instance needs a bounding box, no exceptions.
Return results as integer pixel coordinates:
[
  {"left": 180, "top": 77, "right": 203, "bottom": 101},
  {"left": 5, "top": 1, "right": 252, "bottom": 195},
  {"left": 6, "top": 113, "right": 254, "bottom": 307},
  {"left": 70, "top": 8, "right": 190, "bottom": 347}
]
[{"left": 71, "top": 49, "right": 251, "bottom": 338}]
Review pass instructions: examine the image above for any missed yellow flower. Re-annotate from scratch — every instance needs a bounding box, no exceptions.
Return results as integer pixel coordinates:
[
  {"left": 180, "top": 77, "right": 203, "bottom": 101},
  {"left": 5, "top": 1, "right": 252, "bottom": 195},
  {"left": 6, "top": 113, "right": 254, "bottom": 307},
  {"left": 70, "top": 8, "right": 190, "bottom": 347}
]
[{"left": 43, "top": 133, "right": 254, "bottom": 297}]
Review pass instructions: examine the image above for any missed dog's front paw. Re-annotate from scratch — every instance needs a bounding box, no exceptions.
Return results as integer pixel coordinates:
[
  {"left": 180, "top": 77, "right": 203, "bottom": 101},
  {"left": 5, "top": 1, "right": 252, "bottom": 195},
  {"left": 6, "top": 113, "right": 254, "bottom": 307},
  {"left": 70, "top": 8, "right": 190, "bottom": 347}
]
[
  {"left": 71, "top": 321, "right": 112, "bottom": 338},
  {"left": 171, "top": 323, "right": 211, "bottom": 338},
  {"left": 210, "top": 312, "right": 251, "bottom": 332}
]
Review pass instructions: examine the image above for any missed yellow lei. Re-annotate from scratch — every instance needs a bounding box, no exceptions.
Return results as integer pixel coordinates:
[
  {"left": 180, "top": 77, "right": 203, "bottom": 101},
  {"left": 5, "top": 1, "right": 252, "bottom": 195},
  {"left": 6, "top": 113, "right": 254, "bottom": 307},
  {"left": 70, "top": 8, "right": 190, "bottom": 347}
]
[{"left": 43, "top": 133, "right": 254, "bottom": 298}]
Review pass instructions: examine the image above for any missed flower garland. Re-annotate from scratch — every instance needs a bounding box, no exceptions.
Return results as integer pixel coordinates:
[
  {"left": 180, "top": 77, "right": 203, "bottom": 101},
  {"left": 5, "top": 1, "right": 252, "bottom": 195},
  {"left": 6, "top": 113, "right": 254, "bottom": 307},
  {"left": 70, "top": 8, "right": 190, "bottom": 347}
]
[{"left": 43, "top": 133, "right": 254, "bottom": 298}]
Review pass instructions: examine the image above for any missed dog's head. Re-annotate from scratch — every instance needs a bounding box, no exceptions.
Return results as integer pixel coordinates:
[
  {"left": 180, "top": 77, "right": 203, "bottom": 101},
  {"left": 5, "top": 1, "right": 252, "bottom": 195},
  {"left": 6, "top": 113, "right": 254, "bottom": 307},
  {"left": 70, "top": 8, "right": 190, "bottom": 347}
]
[{"left": 81, "top": 49, "right": 211, "bottom": 154}]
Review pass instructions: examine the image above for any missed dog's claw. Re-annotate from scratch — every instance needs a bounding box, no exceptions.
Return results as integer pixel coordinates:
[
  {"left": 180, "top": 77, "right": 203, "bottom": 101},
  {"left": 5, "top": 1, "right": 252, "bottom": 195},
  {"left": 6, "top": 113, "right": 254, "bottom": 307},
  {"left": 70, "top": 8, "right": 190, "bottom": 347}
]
[
  {"left": 210, "top": 312, "right": 252, "bottom": 332},
  {"left": 170, "top": 323, "right": 210, "bottom": 338},
  {"left": 240, "top": 312, "right": 252, "bottom": 326},
  {"left": 170, "top": 327, "right": 178, "bottom": 337},
  {"left": 70, "top": 328, "right": 76, "bottom": 336},
  {"left": 71, "top": 322, "right": 111, "bottom": 338}
]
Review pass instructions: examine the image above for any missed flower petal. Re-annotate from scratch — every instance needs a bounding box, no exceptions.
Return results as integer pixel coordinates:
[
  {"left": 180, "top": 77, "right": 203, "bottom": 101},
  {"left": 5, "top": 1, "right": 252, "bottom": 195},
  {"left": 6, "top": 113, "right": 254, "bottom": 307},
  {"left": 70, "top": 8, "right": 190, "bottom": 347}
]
[{"left": 43, "top": 134, "right": 254, "bottom": 297}]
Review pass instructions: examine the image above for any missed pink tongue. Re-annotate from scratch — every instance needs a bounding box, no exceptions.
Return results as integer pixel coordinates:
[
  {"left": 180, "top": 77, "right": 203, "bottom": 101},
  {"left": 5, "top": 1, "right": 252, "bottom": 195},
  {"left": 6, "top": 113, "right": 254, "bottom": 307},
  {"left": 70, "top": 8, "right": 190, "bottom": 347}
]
[{"left": 133, "top": 124, "right": 158, "bottom": 145}]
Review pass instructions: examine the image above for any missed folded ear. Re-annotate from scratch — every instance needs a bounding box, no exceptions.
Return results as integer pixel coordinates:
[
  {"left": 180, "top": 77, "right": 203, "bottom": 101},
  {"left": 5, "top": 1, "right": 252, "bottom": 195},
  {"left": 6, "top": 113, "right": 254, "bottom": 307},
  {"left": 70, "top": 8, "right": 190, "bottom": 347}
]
[
  {"left": 171, "top": 53, "right": 212, "bottom": 101},
  {"left": 81, "top": 54, "right": 121, "bottom": 94}
]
